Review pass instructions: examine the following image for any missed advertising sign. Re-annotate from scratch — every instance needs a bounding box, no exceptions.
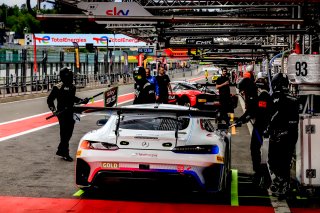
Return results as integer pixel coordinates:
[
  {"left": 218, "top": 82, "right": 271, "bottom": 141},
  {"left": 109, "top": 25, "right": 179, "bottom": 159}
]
[
  {"left": 104, "top": 87, "right": 118, "bottom": 107},
  {"left": 287, "top": 54, "right": 320, "bottom": 84},
  {"left": 77, "top": 2, "right": 152, "bottom": 16},
  {"left": 25, "top": 34, "right": 147, "bottom": 47},
  {"left": 186, "top": 38, "right": 214, "bottom": 45},
  {"left": 138, "top": 48, "right": 153, "bottom": 53}
]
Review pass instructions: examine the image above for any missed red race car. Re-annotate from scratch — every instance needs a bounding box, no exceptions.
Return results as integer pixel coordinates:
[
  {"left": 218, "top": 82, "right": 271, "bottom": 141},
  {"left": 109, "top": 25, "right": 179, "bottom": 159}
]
[{"left": 168, "top": 81, "right": 238, "bottom": 111}]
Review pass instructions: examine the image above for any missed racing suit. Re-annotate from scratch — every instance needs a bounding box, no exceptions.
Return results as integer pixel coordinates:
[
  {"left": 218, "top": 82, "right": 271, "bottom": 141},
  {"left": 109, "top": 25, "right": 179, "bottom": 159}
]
[
  {"left": 47, "top": 82, "right": 83, "bottom": 159},
  {"left": 133, "top": 80, "right": 156, "bottom": 104},
  {"left": 267, "top": 91, "right": 299, "bottom": 195},
  {"left": 146, "top": 75, "right": 160, "bottom": 98},
  {"left": 237, "top": 87, "right": 272, "bottom": 178}
]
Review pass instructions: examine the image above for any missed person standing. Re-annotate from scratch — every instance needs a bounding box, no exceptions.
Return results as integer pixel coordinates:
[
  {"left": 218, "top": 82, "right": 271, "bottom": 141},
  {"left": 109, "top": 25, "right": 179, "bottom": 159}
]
[
  {"left": 236, "top": 72, "right": 272, "bottom": 187},
  {"left": 265, "top": 73, "right": 299, "bottom": 197},
  {"left": 204, "top": 69, "right": 209, "bottom": 82},
  {"left": 47, "top": 67, "right": 88, "bottom": 162},
  {"left": 146, "top": 67, "right": 160, "bottom": 101},
  {"left": 156, "top": 66, "right": 173, "bottom": 104},
  {"left": 216, "top": 67, "right": 233, "bottom": 125},
  {"left": 133, "top": 66, "right": 156, "bottom": 104}
]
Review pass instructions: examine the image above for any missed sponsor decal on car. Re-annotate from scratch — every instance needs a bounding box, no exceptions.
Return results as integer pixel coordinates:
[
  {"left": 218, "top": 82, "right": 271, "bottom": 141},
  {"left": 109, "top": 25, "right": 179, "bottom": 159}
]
[
  {"left": 76, "top": 150, "right": 82, "bottom": 157},
  {"left": 198, "top": 99, "right": 207, "bottom": 103},
  {"left": 102, "top": 162, "right": 120, "bottom": 169},
  {"left": 217, "top": 156, "right": 224, "bottom": 162},
  {"left": 177, "top": 165, "right": 185, "bottom": 172},
  {"left": 132, "top": 153, "right": 158, "bottom": 158}
]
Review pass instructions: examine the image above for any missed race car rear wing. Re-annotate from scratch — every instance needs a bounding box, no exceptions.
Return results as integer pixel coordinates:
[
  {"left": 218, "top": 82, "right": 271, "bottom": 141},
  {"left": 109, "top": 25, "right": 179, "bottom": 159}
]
[
  {"left": 73, "top": 106, "right": 218, "bottom": 118},
  {"left": 73, "top": 105, "right": 219, "bottom": 145}
]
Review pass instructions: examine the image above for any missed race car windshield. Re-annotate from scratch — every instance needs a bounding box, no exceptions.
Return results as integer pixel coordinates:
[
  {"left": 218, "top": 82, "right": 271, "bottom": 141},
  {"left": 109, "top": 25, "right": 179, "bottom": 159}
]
[{"left": 119, "top": 116, "right": 190, "bottom": 131}]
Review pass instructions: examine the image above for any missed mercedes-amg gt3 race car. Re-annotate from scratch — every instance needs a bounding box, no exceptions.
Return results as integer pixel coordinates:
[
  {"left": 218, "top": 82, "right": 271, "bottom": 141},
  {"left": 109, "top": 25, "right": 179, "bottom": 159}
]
[{"left": 74, "top": 104, "right": 231, "bottom": 194}]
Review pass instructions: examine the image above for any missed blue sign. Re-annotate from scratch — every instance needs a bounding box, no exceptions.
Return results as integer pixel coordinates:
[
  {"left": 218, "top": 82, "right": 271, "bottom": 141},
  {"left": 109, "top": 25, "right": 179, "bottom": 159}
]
[{"left": 138, "top": 48, "right": 153, "bottom": 53}]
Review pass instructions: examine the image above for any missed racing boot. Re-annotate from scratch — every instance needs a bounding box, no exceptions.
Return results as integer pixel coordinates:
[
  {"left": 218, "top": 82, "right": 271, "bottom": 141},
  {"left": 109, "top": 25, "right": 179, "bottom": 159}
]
[
  {"left": 62, "top": 155, "right": 73, "bottom": 162},
  {"left": 252, "top": 172, "right": 264, "bottom": 188},
  {"left": 56, "top": 149, "right": 65, "bottom": 157},
  {"left": 270, "top": 176, "right": 282, "bottom": 196}
]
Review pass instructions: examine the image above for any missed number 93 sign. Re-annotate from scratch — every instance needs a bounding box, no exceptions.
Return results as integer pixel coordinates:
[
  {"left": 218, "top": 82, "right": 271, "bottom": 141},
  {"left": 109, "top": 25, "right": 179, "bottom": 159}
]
[
  {"left": 104, "top": 87, "right": 118, "bottom": 107},
  {"left": 287, "top": 54, "right": 320, "bottom": 84}
]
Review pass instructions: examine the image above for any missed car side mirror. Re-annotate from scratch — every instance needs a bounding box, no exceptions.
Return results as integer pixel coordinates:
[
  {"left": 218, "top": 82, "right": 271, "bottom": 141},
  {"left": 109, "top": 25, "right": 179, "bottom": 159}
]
[{"left": 96, "top": 119, "right": 108, "bottom": 126}]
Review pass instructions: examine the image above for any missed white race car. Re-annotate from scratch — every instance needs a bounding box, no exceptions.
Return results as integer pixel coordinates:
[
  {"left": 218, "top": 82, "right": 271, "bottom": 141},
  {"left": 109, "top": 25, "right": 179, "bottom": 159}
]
[{"left": 74, "top": 104, "right": 231, "bottom": 194}]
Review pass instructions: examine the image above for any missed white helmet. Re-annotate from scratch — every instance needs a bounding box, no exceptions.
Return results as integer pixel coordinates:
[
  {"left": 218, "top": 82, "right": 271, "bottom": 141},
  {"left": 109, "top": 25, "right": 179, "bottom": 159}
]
[
  {"left": 246, "top": 65, "right": 254, "bottom": 72},
  {"left": 256, "top": 72, "right": 266, "bottom": 79}
]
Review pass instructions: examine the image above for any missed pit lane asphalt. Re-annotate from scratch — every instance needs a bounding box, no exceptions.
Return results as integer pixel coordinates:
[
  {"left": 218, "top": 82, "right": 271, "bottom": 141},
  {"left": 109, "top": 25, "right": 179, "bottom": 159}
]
[{"left": 0, "top": 70, "right": 317, "bottom": 212}]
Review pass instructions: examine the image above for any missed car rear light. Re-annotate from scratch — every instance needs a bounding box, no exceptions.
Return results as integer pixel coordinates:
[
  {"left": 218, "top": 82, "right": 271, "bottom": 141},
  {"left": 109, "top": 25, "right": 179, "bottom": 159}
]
[
  {"left": 172, "top": 145, "right": 219, "bottom": 154},
  {"left": 80, "top": 140, "right": 119, "bottom": 150}
]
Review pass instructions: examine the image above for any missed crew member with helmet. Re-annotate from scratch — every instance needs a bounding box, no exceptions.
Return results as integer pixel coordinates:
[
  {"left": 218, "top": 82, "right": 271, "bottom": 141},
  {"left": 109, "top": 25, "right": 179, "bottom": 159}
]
[
  {"left": 245, "top": 64, "right": 256, "bottom": 81},
  {"left": 47, "top": 67, "right": 89, "bottom": 162},
  {"left": 133, "top": 66, "right": 156, "bottom": 104},
  {"left": 265, "top": 73, "right": 299, "bottom": 197},
  {"left": 236, "top": 71, "right": 273, "bottom": 186}
]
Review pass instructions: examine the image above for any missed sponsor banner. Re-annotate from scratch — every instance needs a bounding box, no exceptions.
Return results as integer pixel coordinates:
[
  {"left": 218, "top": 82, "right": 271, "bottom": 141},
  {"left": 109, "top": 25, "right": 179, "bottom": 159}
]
[
  {"left": 186, "top": 38, "right": 214, "bottom": 45},
  {"left": 25, "top": 34, "right": 147, "bottom": 47},
  {"left": 77, "top": 2, "right": 152, "bottom": 16},
  {"left": 72, "top": 42, "right": 80, "bottom": 70}
]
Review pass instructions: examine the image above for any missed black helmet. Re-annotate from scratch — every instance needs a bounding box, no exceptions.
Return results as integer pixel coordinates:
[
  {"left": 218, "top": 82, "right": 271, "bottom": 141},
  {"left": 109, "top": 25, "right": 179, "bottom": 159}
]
[
  {"left": 237, "top": 77, "right": 257, "bottom": 97},
  {"left": 271, "top": 73, "right": 289, "bottom": 92},
  {"left": 237, "top": 77, "right": 252, "bottom": 92},
  {"left": 255, "top": 72, "right": 269, "bottom": 90},
  {"left": 59, "top": 67, "right": 73, "bottom": 85},
  {"left": 133, "top": 66, "right": 146, "bottom": 82}
]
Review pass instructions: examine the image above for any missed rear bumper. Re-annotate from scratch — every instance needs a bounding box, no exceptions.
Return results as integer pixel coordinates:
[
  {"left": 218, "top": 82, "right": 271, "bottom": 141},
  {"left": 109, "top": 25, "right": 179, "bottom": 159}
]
[{"left": 76, "top": 158, "right": 224, "bottom": 192}]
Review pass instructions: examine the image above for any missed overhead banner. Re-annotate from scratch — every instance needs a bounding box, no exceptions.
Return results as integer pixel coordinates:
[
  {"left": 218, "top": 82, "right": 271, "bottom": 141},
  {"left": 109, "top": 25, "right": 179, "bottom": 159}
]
[
  {"left": 78, "top": 2, "right": 154, "bottom": 25},
  {"left": 77, "top": 2, "right": 152, "bottom": 16},
  {"left": 186, "top": 38, "right": 214, "bottom": 45},
  {"left": 25, "top": 34, "right": 147, "bottom": 47}
]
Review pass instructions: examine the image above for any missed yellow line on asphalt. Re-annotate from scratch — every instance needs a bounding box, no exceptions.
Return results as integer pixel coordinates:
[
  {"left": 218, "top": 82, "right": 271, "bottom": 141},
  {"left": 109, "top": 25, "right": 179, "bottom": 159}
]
[{"left": 73, "top": 189, "right": 85, "bottom": 197}]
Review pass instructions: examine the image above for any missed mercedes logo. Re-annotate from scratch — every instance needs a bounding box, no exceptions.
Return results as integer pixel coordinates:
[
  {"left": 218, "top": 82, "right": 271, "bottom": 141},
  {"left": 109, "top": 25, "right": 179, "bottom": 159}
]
[{"left": 142, "top": 142, "right": 149, "bottom": 147}]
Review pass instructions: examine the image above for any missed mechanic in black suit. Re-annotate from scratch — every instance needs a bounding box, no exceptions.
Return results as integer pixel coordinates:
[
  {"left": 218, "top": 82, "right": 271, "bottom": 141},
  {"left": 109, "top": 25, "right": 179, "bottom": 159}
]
[
  {"left": 265, "top": 73, "right": 299, "bottom": 197},
  {"left": 236, "top": 72, "right": 273, "bottom": 187},
  {"left": 133, "top": 66, "right": 156, "bottom": 104},
  {"left": 216, "top": 67, "right": 233, "bottom": 126},
  {"left": 47, "top": 67, "right": 88, "bottom": 162}
]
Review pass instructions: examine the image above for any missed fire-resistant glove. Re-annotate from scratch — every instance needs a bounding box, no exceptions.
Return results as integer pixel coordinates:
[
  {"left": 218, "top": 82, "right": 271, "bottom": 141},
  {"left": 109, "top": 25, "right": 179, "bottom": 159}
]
[
  {"left": 234, "top": 119, "right": 242, "bottom": 127},
  {"left": 49, "top": 106, "right": 56, "bottom": 114},
  {"left": 81, "top": 98, "right": 89, "bottom": 104}
]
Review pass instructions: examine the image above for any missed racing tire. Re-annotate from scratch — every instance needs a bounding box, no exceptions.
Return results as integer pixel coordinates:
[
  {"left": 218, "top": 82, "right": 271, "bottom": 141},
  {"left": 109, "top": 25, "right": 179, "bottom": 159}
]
[
  {"left": 221, "top": 137, "right": 232, "bottom": 196},
  {"left": 179, "top": 97, "right": 191, "bottom": 107}
]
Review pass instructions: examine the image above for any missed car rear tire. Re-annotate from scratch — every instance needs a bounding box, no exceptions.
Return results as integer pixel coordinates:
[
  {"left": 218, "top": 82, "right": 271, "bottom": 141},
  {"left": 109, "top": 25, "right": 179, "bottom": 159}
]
[{"left": 179, "top": 97, "right": 191, "bottom": 107}]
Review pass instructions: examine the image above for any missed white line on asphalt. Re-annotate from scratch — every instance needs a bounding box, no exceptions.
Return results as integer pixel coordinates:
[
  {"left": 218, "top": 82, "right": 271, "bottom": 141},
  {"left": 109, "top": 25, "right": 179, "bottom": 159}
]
[
  {"left": 0, "top": 87, "right": 112, "bottom": 105},
  {"left": 0, "top": 123, "right": 58, "bottom": 142},
  {"left": 0, "top": 99, "right": 133, "bottom": 142},
  {"left": 0, "top": 76, "right": 205, "bottom": 141}
]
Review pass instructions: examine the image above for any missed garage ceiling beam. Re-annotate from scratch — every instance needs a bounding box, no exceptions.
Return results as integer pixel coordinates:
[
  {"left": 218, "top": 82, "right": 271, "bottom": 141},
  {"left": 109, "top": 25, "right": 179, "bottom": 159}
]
[
  {"left": 36, "top": 14, "right": 304, "bottom": 25},
  {"left": 162, "top": 29, "right": 308, "bottom": 36},
  {"left": 167, "top": 44, "right": 288, "bottom": 49}
]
